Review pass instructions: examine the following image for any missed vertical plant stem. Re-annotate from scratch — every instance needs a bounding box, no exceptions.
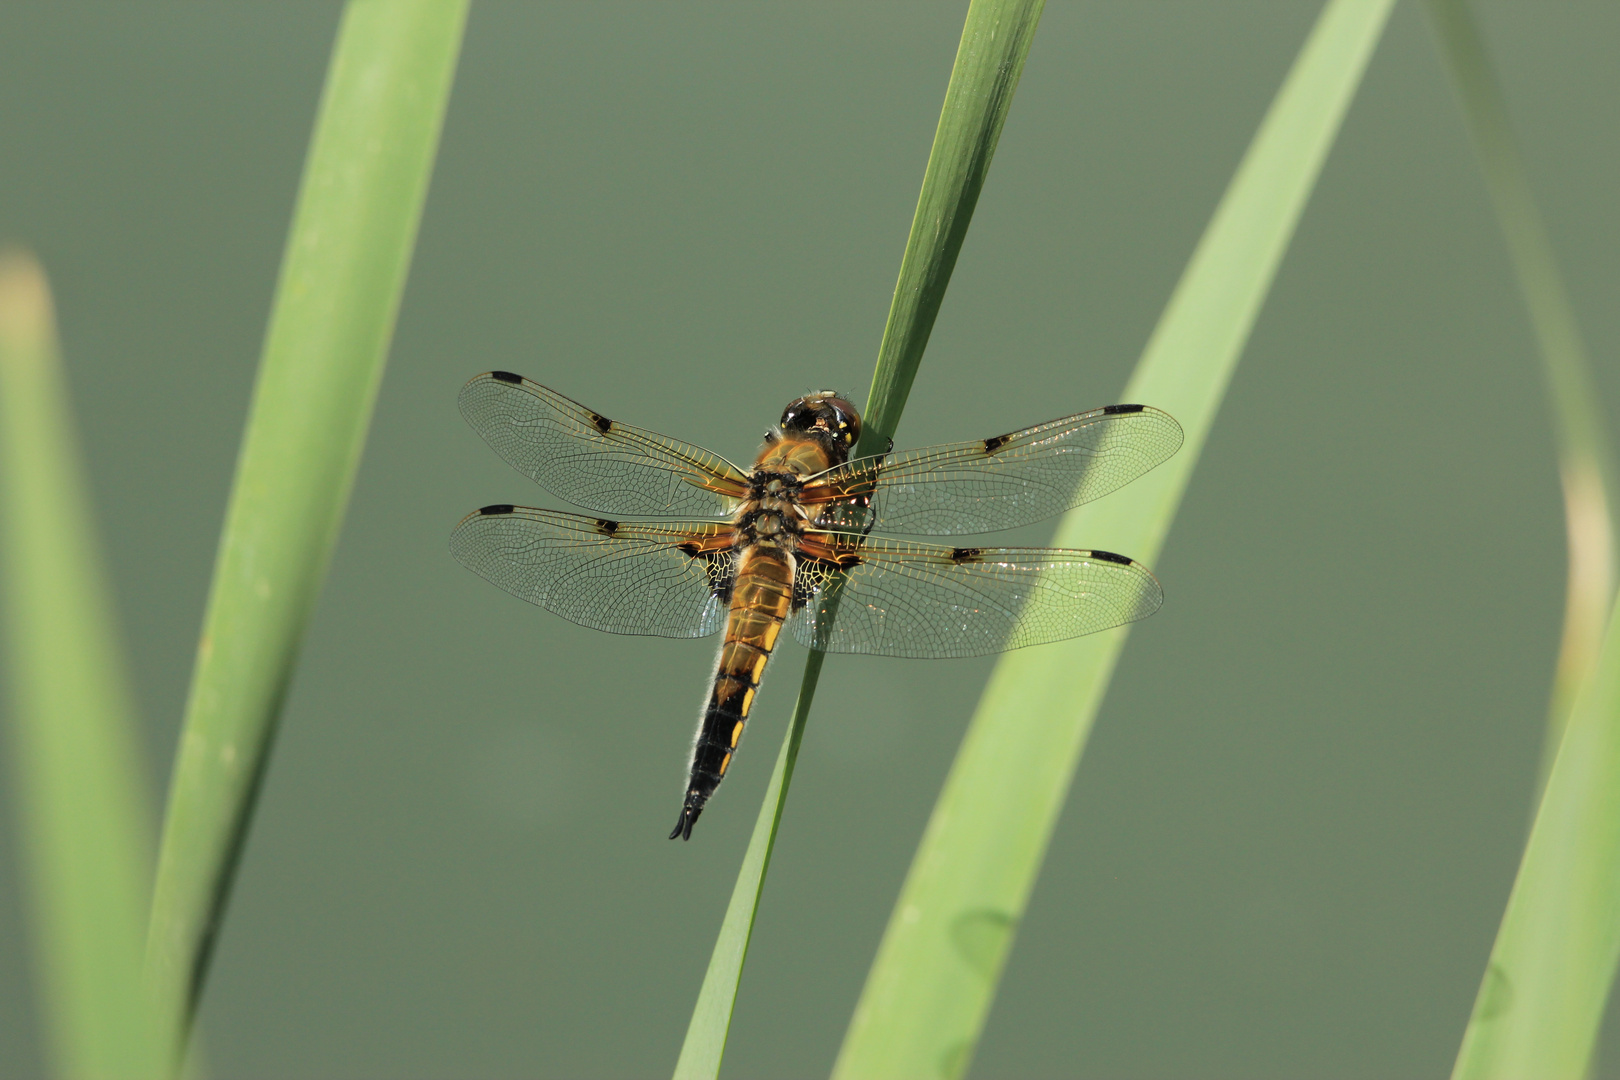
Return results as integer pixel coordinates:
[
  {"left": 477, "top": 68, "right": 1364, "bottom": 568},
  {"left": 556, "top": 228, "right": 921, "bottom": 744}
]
[
  {"left": 1449, "top": 584, "right": 1620, "bottom": 1080},
  {"left": 0, "top": 250, "right": 168, "bottom": 1079},
  {"left": 832, "top": 3, "right": 1395, "bottom": 1077},
  {"left": 672, "top": 3, "right": 1045, "bottom": 1076},
  {"left": 143, "top": 0, "right": 468, "bottom": 1062},
  {"left": 1423, "top": 0, "right": 1616, "bottom": 799}
]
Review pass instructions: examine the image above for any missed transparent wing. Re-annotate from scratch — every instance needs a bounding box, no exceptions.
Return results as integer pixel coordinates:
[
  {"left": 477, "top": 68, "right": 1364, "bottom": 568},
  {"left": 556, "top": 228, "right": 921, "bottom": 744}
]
[
  {"left": 802, "top": 404, "right": 1183, "bottom": 535},
  {"left": 459, "top": 372, "right": 752, "bottom": 518},
  {"left": 450, "top": 505, "right": 736, "bottom": 638},
  {"left": 790, "top": 535, "right": 1161, "bottom": 658}
]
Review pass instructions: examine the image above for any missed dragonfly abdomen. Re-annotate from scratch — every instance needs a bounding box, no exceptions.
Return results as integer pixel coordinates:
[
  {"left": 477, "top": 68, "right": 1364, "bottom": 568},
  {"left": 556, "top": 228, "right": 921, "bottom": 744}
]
[{"left": 670, "top": 547, "right": 795, "bottom": 840}]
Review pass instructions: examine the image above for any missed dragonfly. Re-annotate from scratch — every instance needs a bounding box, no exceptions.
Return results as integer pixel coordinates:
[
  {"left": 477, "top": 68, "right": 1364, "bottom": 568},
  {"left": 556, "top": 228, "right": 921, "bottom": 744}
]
[{"left": 451, "top": 371, "right": 1183, "bottom": 840}]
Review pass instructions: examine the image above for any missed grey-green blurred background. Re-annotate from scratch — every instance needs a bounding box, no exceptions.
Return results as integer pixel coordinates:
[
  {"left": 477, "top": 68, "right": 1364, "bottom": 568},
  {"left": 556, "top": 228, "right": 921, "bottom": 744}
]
[{"left": 2, "top": 3, "right": 1617, "bottom": 1077}]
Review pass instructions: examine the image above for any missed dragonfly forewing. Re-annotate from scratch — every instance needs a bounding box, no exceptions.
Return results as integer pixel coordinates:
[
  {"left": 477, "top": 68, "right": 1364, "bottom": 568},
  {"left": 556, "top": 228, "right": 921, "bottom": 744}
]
[
  {"left": 459, "top": 372, "right": 751, "bottom": 519},
  {"left": 803, "top": 403, "right": 1183, "bottom": 536}
]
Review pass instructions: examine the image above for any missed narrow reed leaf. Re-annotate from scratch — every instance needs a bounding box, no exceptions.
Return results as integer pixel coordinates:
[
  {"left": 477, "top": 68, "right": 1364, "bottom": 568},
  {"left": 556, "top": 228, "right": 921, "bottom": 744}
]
[
  {"left": 144, "top": 0, "right": 468, "bottom": 1060},
  {"left": 672, "top": 652, "right": 823, "bottom": 1080},
  {"left": 833, "top": 3, "right": 1395, "bottom": 1077},
  {"left": 0, "top": 250, "right": 167, "bottom": 1079},
  {"left": 857, "top": 0, "right": 1046, "bottom": 457},
  {"left": 1423, "top": 0, "right": 1617, "bottom": 796},
  {"left": 1449, "top": 586, "right": 1620, "bottom": 1080},
  {"left": 673, "top": 3, "right": 1044, "bottom": 1076}
]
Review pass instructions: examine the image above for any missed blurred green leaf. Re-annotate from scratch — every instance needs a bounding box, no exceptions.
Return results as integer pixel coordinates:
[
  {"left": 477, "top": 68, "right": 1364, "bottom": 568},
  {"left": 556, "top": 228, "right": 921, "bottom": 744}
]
[
  {"left": 672, "top": 3, "right": 1045, "bottom": 1077},
  {"left": 143, "top": 0, "right": 468, "bottom": 1063},
  {"left": 1449, "top": 584, "right": 1620, "bottom": 1080},
  {"left": 1425, "top": 7, "right": 1620, "bottom": 1077},
  {"left": 0, "top": 250, "right": 168, "bottom": 1079},
  {"left": 1423, "top": 0, "right": 1616, "bottom": 800},
  {"left": 832, "top": 2, "right": 1395, "bottom": 1077}
]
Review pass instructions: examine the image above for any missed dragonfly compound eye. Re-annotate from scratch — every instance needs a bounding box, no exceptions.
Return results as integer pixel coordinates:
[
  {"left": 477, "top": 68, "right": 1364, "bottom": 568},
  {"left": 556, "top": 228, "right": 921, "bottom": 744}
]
[{"left": 780, "top": 392, "right": 862, "bottom": 446}]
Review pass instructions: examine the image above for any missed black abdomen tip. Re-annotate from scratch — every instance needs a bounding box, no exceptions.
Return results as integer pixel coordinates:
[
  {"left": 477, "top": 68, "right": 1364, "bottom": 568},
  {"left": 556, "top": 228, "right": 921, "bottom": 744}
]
[
  {"left": 490, "top": 370, "right": 523, "bottom": 384},
  {"left": 669, "top": 795, "right": 704, "bottom": 841}
]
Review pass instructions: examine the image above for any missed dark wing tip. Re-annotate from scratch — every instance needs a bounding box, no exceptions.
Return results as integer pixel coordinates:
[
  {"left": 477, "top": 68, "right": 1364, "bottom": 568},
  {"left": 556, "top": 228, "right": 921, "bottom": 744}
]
[
  {"left": 1087, "top": 549, "right": 1135, "bottom": 566},
  {"left": 1100, "top": 402, "right": 1186, "bottom": 452},
  {"left": 489, "top": 370, "right": 524, "bottom": 384},
  {"left": 478, "top": 503, "right": 515, "bottom": 516}
]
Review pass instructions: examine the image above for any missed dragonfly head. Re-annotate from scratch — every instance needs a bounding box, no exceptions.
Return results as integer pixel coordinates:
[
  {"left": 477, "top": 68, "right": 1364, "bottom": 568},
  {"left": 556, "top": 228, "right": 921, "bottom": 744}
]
[{"left": 780, "top": 391, "right": 862, "bottom": 459}]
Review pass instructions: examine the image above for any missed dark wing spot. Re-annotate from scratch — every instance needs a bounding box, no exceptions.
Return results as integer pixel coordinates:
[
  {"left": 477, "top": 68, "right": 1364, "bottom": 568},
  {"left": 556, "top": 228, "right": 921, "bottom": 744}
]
[
  {"left": 950, "top": 547, "right": 984, "bottom": 564},
  {"left": 490, "top": 370, "right": 523, "bottom": 384},
  {"left": 479, "top": 504, "right": 515, "bottom": 516},
  {"left": 678, "top": 541, "right": 701, "bottom": 557},
  {"left": 1088, "top": 549, "right": 1133, "bottom": 565},
  {"left": 792, "top": 557, "right": 846, "bottom": 609},
  {"left": 1102, "top": 403, "right": 1145, "bottom": 415},
  {"left": 595, "top": 518, "right": 620, "bottom": 536},
  {"left": 982, "top": 434, "right": 1009, "bottom": 454},
  {"left": 588, "top": 410, "right": 613, "bottom": 434},
  {"left": 702, "top": 551, "right": 735, "bottom": 600}
]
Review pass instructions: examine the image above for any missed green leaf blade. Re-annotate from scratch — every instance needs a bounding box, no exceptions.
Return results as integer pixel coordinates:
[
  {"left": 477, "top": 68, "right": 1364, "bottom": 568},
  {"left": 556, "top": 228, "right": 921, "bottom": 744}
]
[
  {"left": 672, "top": 3, "right": 1044, "bottom": 1077},
  {"left": 143, "top": 0, "right": 468, "bottom": 1061},
  {"left": 832, "top": 2, "right": 1396, "bottom": 1077},
  {"left": 861, "top": 0, "right": 1045, "bottom": 453},
  {"left": 1421, "top": 7, "right": 1620, "bottom": 1076},
  {"left": 1450, "top": 588, "right": 1620, "bottom": 1080},
  {"left": 0, "top": 250, "right": 168, "bottom": 1080},
  {"left": 1422, "top": 0, "right": 1617, "bottom": 799}
]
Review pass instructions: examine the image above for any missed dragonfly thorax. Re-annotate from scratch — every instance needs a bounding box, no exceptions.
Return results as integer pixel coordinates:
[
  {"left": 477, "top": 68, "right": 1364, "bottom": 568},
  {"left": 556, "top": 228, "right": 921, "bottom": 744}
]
[
  {"left": 751, "top": 471, "right": 803, "bottom": 496},
  {"left": 732, "top": 490, "right": 806, "bottom": 550}
]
